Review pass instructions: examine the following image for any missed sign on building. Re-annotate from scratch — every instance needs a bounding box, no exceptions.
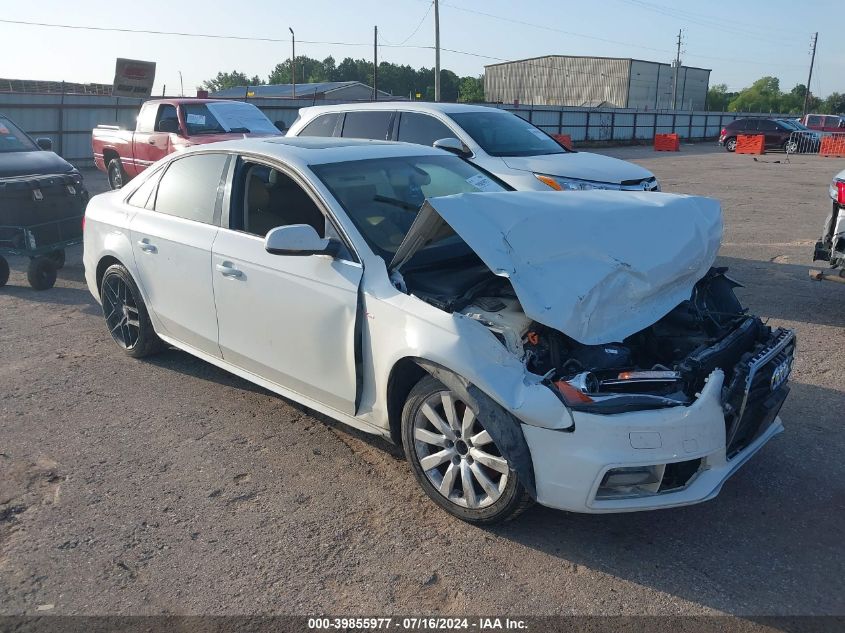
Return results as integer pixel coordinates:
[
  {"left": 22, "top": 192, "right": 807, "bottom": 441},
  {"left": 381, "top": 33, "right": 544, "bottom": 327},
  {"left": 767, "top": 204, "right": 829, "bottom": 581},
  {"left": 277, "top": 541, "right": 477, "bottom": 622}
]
[{"left": 112, "top": 59, "right": 156, "bottom": 97}]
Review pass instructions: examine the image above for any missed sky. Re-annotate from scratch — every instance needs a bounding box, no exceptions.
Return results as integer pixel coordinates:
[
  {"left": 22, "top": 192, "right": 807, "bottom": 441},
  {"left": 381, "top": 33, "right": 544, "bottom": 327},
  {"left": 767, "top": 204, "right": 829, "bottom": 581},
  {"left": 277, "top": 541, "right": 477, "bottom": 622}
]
[{"left": 0, "top": 0, "right": 841, "bottom": 99}]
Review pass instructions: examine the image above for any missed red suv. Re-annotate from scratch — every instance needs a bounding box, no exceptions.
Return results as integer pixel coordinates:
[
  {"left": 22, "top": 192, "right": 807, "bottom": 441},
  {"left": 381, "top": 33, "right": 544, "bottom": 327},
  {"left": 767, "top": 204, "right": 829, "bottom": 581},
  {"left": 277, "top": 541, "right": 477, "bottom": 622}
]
[{"left": 719, "top": 118, "right": 820, "bottom": 153}]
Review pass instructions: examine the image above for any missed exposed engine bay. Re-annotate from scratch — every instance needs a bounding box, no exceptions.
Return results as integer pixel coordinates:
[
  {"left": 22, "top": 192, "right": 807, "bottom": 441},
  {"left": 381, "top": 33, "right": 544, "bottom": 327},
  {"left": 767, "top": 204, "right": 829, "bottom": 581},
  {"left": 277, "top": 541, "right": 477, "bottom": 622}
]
[{"left": 402, "top": 256, "right": 793, "bottom": 433}]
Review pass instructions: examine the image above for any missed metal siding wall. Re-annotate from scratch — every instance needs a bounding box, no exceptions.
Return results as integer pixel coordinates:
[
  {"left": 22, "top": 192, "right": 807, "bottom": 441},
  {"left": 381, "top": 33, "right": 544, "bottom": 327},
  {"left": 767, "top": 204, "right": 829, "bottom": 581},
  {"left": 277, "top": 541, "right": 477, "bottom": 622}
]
[{"left": 484, "top": 57, "right": 630, "bottom": 107}]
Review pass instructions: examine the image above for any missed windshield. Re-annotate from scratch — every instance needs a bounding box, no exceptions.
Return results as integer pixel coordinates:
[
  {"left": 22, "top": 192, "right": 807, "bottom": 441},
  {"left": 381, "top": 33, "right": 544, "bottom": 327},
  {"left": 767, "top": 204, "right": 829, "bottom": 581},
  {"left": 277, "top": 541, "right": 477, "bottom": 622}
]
[
  {"left": 182, "top": 102, "right": 278, "bottom": 135},
  {"left": 449, "top": 111, "right": 567, "bottom": 157},
  {"left": 0, "top": 116, "right": 38, "bottom": 153},
  {"left": 312, "top": 155, "right": 507, "bottom": 261},
  {"left": 777, "top": 119, "right": 806, "bottom": 131}
]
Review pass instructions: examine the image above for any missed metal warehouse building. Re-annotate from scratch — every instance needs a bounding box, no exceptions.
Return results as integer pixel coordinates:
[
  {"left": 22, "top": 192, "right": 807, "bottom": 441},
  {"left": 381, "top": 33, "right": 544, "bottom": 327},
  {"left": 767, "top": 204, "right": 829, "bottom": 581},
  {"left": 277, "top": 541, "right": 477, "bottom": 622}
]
[{"left": 484, "top": 56, "right": 711, "bottom": 110}]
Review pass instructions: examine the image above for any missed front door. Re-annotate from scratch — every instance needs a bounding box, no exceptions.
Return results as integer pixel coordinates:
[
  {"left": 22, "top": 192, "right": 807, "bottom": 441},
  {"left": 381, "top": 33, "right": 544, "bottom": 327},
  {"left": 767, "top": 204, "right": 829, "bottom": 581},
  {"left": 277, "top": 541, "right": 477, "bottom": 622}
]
[
  {"left": 132, "top": 103, "right": 177, "bottom": 176},
  {"left": 211, "top": 159, "right": 362, "bottom": 413}
]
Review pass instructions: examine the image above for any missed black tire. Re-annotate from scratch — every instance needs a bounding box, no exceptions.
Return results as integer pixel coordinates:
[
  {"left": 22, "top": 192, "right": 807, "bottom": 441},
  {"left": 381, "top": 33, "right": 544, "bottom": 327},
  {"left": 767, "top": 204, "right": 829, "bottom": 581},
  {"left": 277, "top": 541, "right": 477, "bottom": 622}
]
[
  {"left": 0, "top": 256, "right": 8, "bottom": 288},
  {"left": 401, "top": 375, "right": 532, "bottom": 524},
  {"left": 107, "top": 158, "right": 127, "bottom": 190},
  {"left": 47, "top": 249, "right": 65, "bottom": 269},
  {"left": 724, "top": 137, "right": 737, "bottom": 152},
  {"left": 27, "top": 257, "right": 57, "bottom": 290},
  {"left": 100, "top": 263, "right": 163, "bottom": 358}
]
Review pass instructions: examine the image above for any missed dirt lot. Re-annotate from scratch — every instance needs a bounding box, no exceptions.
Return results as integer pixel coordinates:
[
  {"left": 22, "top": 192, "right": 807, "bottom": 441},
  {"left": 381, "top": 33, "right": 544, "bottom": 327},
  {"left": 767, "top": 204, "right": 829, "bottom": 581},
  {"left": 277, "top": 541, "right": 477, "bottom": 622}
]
[{"left": 1, "top": 145, "right": 843, "bottom": 618}]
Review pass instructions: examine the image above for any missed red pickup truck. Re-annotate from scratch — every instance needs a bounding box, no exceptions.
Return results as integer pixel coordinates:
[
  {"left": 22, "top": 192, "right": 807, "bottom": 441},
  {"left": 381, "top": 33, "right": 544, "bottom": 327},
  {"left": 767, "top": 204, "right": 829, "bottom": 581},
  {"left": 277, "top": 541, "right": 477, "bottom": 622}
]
[
  {"left": 799, "top": 114, "right": 844, "bottom": 133},
  {"left": 92, "top": 98, "right": 282, "bottom": 189}
]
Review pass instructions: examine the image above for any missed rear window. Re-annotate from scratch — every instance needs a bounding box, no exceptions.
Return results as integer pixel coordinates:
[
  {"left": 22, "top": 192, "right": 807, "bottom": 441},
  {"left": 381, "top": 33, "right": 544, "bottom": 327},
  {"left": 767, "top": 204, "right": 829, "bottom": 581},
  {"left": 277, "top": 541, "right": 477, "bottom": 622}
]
[
  {"left": 0, "top": 116, "right": 38, "bottom": 153},
  {"left": 340, "top": 111, "right": 393, "bottom": 140},
  {"left": 298, "top": 113, "right": 341, "bottom": 137}
]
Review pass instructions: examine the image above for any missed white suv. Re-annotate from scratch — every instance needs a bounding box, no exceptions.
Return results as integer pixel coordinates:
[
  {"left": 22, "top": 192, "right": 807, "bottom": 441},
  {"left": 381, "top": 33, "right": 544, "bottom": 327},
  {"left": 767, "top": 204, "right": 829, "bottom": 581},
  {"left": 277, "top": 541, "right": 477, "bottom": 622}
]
[{"left": 286, "top": 102, "right": 660, "bottom": 192}]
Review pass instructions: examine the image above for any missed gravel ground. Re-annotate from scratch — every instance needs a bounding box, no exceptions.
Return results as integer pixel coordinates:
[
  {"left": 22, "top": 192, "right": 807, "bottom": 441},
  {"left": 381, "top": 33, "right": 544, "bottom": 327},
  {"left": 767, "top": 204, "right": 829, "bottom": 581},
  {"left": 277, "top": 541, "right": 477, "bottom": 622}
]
[{"left": 1, "top": 144, "right": 843, "bottom": 618}]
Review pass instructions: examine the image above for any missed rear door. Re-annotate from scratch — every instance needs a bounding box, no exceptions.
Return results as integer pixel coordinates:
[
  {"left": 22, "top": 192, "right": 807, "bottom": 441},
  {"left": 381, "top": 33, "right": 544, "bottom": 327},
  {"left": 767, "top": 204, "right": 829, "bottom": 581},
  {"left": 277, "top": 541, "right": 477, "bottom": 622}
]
[
  {"left": 129, "top": 152, "right": 229, "bottom": 356},
  {"left": 339, "top": 111, "right": 395, "bottom": 140}
]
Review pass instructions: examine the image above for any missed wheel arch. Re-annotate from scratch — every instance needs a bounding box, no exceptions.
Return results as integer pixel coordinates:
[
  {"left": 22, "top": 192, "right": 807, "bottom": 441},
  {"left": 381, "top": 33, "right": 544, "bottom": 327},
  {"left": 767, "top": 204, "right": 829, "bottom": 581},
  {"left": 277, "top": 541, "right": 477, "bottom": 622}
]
[
  {"left": 102, "top": 148, "right": 120, "bottom": 166},
  {"left": 387, "top": 356, "right": 537, "bottom": 498}
]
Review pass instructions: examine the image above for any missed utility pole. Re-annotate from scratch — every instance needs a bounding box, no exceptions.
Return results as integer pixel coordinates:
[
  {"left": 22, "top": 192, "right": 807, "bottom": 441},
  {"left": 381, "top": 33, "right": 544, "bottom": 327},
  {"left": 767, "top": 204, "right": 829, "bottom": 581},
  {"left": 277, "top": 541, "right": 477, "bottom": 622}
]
[
  {"left": 671, "top": 29, "right": 682, "bottom": 110},
  {"left": 289, "top": 27, "right": 296, "bottom": 99},
  {"left": 178, "top": 71, "right": 184, "bottom": 97},
  {"left": 373, "top": 26, "right": 378, "bottom": 101},
  {"left": 434, "top": 0, "right": 441, "bottom": 102},
  {"left": 803, "top": 32, "right": 818, "bottom": 116}
]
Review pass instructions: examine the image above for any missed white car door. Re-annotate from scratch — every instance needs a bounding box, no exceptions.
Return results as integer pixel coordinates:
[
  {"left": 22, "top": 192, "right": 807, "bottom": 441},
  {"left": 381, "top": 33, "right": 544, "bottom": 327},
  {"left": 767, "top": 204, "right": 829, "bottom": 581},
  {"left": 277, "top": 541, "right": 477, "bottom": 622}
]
[
  {"left": 129, "top": 152, "right": 229, "bottom": 357},
  {"left": 211, "top": 160, "right": 362, "bottom": 414}
]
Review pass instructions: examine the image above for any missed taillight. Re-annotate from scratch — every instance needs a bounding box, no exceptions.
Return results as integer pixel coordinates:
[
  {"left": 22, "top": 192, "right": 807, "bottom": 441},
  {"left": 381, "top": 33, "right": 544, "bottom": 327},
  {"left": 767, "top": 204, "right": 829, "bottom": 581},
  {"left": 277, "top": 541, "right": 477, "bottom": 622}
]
[
  {"left": 837, "top": 181, "right": 845, "bottom": 205},
  {"left": 720, "top": 128, "right": 726, "bottom": 136}
]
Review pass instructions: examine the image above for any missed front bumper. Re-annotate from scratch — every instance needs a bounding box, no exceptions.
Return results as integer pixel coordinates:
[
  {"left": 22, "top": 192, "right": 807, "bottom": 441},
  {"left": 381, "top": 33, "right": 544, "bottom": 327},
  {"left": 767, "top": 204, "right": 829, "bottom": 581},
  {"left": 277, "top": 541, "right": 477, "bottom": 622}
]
[{"left": 521, "top": 325, "right": 794, "bottom": 513}]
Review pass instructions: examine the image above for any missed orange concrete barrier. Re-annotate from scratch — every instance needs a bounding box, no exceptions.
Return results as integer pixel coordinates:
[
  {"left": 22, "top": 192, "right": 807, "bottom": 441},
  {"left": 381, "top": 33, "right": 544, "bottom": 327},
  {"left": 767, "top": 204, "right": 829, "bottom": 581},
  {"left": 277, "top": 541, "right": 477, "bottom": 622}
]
[
  {"left": 819, "top": 135, "right": 845, "bottom": 158},
  {"left": 654, "top": 133, "right": 680, "bottom": 151},
  {"left": 736, "top": 134, "right": 765, "bottom": 155},
  {"left": 552, "top": 134, "right": 573, "bottom": 150}
]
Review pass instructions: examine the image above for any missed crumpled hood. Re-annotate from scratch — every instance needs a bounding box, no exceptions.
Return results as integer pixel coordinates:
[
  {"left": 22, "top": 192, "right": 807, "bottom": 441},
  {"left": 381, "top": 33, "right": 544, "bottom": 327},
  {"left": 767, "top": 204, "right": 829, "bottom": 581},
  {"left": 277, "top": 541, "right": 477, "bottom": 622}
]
[
  {"left": 501, "top": 152, "right": 654, "bottom": 185},
  {"left": 0, "top": 150, "right": 75, "bottom": 179},
  {"left": 392, "top": 191, "right": 722, "bottom": 345}
]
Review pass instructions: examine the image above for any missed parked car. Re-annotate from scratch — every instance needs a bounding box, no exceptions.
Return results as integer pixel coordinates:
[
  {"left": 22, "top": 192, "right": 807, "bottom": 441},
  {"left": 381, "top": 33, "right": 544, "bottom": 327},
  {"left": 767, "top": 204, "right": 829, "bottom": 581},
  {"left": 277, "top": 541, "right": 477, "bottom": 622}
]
[
  {"left": 813, "top": 169, "right": 845, "bottom": 269},
  {"left": 92, "top": 98, "right": 282, "bottom": 189},
  {"left": 719, "top": 117, "right": 820, "bottom": 153},
  {"left": 0, "top": 113, "right": 88, "bottom": 289},
  {"left": 83, "top": 137, "right": 794, "bottom": 523},
  {"left": 799, "top": 114, "right": 844, "bottom": 133},
  {"left": 286, "top": 102, "right": 661, "bottom": 192}
]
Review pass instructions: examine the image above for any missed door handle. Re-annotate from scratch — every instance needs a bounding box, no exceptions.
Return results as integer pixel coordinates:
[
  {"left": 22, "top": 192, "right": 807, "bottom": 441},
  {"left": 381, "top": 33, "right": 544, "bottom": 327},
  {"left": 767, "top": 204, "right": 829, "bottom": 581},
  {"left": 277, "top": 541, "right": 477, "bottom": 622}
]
[
  {"left": 148, "top": 138, "right": 156, "bottom": 144},
  {"left": 137, "top": 239, "right": 157, "bottom": 253},
  {"left": 215, "top": 262, "right": 243, "bottom": 279}
]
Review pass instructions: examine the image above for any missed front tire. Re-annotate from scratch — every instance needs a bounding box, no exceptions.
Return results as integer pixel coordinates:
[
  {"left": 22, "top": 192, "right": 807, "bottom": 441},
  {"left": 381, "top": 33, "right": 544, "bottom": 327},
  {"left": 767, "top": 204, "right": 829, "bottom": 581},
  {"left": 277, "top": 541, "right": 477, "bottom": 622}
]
[
  {"left": 724, "top": 137, "right": 737, "bottom": 152},
  {"left": 107, "top": 158, "right": 126, "bottom": 190},
  {"left": 100, "top": 264, "right": 163, "bottom": 358},
  {"left": 401, "top": 375, "right": 532, "bottom": 524}
]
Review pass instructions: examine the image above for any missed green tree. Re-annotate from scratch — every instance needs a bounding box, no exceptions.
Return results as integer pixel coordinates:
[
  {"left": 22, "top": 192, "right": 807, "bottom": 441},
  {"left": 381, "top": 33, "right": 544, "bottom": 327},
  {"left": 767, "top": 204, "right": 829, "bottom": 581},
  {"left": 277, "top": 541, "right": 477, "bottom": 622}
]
[
  {"left": 202, "top": 71, "right": 264, "bottom": 93},
  {"left": 728, "top": 76, "right": 783, "bottom": 112},
  {"left": 458, "top": 75, "right": 485, "bottom": 103},
  {"left": 706, "top": 84, "right": 732, "bottom": 111},
  {"left": 822, "top": 92, "right": 845, "bottom": 115}
]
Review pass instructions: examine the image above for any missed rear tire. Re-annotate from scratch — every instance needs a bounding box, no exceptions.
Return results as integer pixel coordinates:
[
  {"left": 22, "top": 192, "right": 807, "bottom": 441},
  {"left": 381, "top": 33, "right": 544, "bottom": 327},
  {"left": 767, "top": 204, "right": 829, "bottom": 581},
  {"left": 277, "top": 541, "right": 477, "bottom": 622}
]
[
  {"left": 401, "top": 375, "right": 532, "bottom": 524},
  {"left": 724, "top": 137, "right": 737, "bottom": 152},
  {"left": 100, "top": 263, "right": 163, "bottom": 358},
  {"left": 0, "top": 256, "right": 9, "bottom": 288},
  {"left": 27, "top": 257, "right": 57, "bottom": 290},
  {"left": 107, "top": 158, "right": 126, "bottom": 190}
]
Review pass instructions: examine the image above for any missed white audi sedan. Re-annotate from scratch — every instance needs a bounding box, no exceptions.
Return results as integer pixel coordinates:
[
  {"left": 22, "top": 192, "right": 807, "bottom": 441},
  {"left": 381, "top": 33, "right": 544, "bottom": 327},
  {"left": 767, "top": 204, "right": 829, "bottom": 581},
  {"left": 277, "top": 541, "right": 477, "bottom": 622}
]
[{"left": 83, "top": 137, "right": 794, "bottom": 523}]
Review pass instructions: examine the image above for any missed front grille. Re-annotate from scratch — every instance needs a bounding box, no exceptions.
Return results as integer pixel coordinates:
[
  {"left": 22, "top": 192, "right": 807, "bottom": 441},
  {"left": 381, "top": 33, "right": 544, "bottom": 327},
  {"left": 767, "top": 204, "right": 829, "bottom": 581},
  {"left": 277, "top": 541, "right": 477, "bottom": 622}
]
[
  {"left": 722, "top": 328, "right": 795, "bottom": 458},
  {"left": 620, "top": 177, "right": 659, "bottom": 191}
]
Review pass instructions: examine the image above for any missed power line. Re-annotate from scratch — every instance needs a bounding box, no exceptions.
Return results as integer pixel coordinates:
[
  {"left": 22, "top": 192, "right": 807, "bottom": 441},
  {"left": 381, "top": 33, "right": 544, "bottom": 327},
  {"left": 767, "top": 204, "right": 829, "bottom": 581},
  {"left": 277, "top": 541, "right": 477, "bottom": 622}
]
[{"left": 381, "top": 1, "right": 433, "bottom": 47}]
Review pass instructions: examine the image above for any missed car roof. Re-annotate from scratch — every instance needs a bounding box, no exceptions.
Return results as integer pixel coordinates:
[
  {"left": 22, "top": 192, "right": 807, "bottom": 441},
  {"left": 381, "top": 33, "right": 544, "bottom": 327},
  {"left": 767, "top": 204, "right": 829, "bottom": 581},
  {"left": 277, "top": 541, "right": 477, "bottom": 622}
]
[
  {"left": 184, "top": 135, "right": 449, "bottom": 166},
  {"left": 296, "top": 101, "right": 508, "bottom": 118}
]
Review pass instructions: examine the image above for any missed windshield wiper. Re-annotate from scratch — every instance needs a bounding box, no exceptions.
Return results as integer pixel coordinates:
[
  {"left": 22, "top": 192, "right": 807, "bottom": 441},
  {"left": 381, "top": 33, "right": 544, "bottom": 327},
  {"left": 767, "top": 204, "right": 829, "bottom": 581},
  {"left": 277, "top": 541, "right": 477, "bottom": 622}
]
[
  {"left": 228, "top": 127, "right": 251, "bottom": 133},
  {"left": 373, "top": 194, "right": 420, "bottom": 211}
]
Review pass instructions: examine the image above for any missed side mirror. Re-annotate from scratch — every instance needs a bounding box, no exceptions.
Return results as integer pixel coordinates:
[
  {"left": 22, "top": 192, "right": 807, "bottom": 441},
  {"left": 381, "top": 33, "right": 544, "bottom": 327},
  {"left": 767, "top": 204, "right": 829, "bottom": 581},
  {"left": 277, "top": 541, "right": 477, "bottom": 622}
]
[
  {"left": 433, "top": 137, "right": 471, "bottom": 158},
  {"left": 36, "top": 137, "right": 53, "bottom": 151},
  {"left": 265, "top": 224, "right": 338, "bottom": 257},
  {"left": 274, "top": 120, "right": 288, "bottom": 133}
]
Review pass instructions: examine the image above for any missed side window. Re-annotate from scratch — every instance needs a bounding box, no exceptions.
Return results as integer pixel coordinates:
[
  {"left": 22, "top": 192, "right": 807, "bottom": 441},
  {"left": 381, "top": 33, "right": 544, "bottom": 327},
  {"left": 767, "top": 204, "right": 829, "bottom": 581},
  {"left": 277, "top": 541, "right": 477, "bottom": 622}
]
[
  {"left": 126, "top": 168, "right": 163, "bottom": 209},
  {"left": 136, "top": 104, "right": 157, "bottom": 133},
  {"left": 807, "top": 115, "right": 823, "bottom": 127},
  {"left": 153, "top": 153, "right": 228, "bottom": 224},
  {"left": 396, "top": 112, "right": 456, "bottom": 146},
  {"left": 235, "top": 161, "right": 326, "bottom": 238},
  {"left": 155, "top": 104, "right": 178, "bottom": 133},
  {"left": 757, "top": 120, "right": 777, "bottom": 131},
  {"left": 340, "top": 111, "right": 393, "bottom": 140},
  {"left": 744, "top": 119, "right": 758, "bottom": 131},
  {"left": 298, "top": 113, "right": 341, "bottom": 137}
]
